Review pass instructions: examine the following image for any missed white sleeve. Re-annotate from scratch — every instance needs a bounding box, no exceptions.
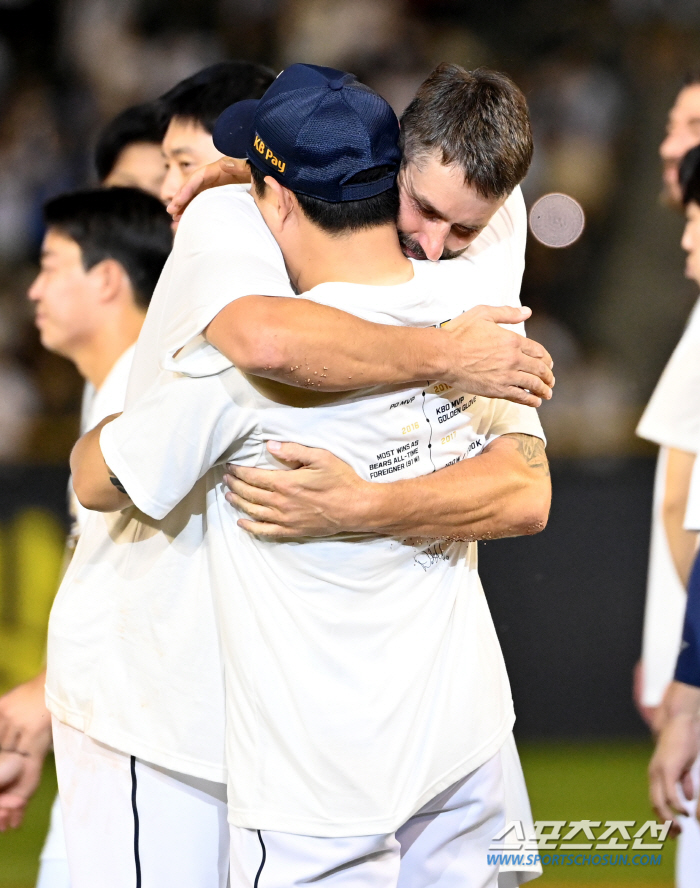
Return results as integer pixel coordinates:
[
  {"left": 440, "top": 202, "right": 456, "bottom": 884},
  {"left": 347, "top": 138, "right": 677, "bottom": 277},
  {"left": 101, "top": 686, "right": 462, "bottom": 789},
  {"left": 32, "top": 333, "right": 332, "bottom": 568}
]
[
  {"left": 99, "top": 368, "right": 256, "bottom": 520},
  {"left": 685, "top": 453, "right": 700, "bottom": 531},
  {"left": 457, "top": 186, "right": 527, "bottom": 336},
  {"left": 637, "top": 296, "right": 700, "bottom": 452},
  {"left": 157, "top": 186, "right": 294, "bottom": 378},
  {"left": 483, "top": 400, "right": 546, "bottom": 447}
]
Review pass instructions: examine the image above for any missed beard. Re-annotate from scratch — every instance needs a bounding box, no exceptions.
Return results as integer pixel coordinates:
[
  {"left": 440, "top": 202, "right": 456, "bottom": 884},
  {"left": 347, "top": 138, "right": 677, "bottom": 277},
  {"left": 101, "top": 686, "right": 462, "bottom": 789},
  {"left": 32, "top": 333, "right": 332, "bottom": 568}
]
[{"left": 398, "top": 230, "right": 467, "bottom": 261}]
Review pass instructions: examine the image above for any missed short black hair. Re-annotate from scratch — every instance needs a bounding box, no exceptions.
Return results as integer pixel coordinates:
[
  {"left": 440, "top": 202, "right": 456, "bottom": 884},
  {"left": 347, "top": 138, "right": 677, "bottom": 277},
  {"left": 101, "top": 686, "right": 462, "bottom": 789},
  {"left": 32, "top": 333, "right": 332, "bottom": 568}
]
[
  {"left": 681, "top": 145, "right": 700, "bottom": 206},
  {"left": 400, "top": 64, "right": 533, "bottom": 199},
  {"left": 249, "top": 163, "right": 399, "bottom": 235},
  {"left": 43, "top": 188, "right": 173, "bottom": 308},
  {"left": 159, "top": 61, "right": 276, "bottom": 135},
  {"left": 95, "top": 102, "right": 168, "bottom": 182}
]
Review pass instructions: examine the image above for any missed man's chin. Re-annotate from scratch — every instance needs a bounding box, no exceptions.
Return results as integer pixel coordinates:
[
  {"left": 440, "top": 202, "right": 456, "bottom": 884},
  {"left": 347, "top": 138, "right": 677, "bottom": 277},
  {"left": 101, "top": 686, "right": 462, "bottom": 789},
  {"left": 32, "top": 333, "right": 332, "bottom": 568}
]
[
  {"left": 398, "top": 234, "right": 466, "bottom": 262},
  {"left": 399, "top": 235, "right": 427, "bottom": 261}
]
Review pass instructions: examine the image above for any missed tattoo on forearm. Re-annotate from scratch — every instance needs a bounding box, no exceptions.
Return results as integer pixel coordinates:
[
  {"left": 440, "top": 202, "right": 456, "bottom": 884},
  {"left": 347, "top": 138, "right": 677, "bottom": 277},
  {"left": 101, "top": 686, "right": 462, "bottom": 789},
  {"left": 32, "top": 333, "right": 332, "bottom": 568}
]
[
  {"left": 109, "top": 475, "right": 127, "bottom": 495},
  {"left": 512, "top": 434, "right": 550, "bottom": 476}
]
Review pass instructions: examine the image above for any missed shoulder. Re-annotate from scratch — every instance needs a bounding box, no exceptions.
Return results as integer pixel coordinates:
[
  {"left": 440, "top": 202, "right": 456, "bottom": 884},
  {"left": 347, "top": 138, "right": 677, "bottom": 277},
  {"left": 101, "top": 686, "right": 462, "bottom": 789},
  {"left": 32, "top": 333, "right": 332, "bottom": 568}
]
[
  {"left": 173, "top": 185, "right": 283, "bottom": 266},
  {"left": 466, "top": 186, "right": 526, "bottom": 257},
  {"left": 177, "top": 186, "right": 265, "bottom": 241}
]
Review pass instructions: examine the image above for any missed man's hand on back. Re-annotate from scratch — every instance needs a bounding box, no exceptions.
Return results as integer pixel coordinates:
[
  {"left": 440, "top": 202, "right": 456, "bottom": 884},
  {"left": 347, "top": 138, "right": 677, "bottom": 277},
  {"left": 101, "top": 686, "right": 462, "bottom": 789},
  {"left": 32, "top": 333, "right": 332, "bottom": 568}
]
[
  {"left": 225, "top": 441, "right": 370, "bottom": 539},
  {"left": 441, "top": 305, "right": 553, "bottom": 407},
  {"left": 225, "top": 431, "right": 550, "bottom": 541}
]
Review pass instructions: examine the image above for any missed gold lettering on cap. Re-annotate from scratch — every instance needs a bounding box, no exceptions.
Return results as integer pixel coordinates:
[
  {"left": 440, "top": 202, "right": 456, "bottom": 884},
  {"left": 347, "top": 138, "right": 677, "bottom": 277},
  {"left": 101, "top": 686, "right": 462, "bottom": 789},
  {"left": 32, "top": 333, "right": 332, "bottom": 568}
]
[{"left": 254, "top": 133, "right": 287, "bottom": 175}]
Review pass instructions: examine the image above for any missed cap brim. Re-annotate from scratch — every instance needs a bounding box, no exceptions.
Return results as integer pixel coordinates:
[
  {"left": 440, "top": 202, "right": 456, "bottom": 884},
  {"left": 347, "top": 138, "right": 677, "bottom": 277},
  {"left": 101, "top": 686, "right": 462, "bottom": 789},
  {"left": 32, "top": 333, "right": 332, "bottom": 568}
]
[{"left": 213, "top": 99, "right": 259, "bottom": 158}]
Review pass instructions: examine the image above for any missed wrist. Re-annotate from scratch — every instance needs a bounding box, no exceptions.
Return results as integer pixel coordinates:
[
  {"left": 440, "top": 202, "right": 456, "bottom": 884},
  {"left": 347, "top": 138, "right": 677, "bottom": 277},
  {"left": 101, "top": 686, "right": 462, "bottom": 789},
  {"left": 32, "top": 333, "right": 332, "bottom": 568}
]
[
  {"left": 407, "top": 327, "right": 453, "bottom": 385},
  {"left": 666, "top": 681, "right": 700, "bottom": 718},
  {"left": 346, "top": 480, "right": 390, "bottom": 533}
]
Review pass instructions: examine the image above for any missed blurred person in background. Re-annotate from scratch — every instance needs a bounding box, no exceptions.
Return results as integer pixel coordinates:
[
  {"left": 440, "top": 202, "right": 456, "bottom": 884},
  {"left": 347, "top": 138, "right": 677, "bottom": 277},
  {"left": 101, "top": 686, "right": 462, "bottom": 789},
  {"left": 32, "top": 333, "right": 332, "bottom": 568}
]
[
  {"left": 0, "top": 168, "right": 171, "bottom": 888},
  {"left": 635, "top": 79, "right": 700, "bottom": 887},
  {"left": 158, "top": 60, "right": 275, "bottom": 216},
  {"left": 94, "top": 100, "right": 168, "bottom": 197},
  {"left": 649, "top": 145, "right": 700, "bottom": 861},
  {"left": 636, "top": 75, "right": 700, "bottom": 728}
]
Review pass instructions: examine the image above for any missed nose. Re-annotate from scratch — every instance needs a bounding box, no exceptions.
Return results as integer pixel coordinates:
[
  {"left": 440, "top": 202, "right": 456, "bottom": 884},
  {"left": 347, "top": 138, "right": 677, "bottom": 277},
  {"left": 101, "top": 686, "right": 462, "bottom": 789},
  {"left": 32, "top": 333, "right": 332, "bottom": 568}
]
[
  {"left": 419, "top": 221, "right": 451, "bottom": 262},
  {"left": 660, "top": 129, "right": 695, "bottom": 162},
  {"left": 27, "top": 274, "right": 43, "bottom": 302},
  {"left": 682, "top": 221, "right": 693, "bottom": 252},
  {"left": 160, "top": 165, "right": 182, "bottom": 205}
]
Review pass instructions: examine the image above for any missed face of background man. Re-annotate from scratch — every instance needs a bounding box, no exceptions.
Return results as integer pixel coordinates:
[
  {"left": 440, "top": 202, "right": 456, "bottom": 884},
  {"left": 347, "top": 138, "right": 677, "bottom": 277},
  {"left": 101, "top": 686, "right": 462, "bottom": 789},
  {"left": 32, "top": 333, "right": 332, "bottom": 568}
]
[
  {"left": 27, "top": 231, "right": 105, "bottom": 360},
  {"left": 397, "top": 151, "right": 506, "bottom": 261},
  {"left": 160, "top": 117, "right": 223, "bottom": 213},
  {"left": 103, "top": 142, "right": 166, "bottom": 198},
  {"left": 660, "top": 83, "right": 700, "bottom": 208}
]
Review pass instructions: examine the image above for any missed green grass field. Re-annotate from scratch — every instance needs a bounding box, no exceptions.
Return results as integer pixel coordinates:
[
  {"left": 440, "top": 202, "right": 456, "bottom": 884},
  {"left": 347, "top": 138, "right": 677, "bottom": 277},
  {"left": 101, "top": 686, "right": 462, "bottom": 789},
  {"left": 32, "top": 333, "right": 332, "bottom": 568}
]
[
  {"left": 520, "top": 740, "right": 674, "bottom": 886},
  {"left": 0, "top": 741, "right": 675, "bottom": 887}
]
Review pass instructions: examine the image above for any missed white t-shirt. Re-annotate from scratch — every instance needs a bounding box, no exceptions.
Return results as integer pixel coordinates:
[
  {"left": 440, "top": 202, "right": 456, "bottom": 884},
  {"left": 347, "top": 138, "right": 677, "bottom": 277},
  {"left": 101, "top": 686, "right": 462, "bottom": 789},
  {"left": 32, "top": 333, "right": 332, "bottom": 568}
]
[
  {"left": 46, "top": 184, "right": 532, "bottom": 787},
  {"left": 636, "top": 296, "right": 700, "bottom": 705},
  {"left": 684, "top": 453, "right": 700, "bottom": 531},
  {"left": 102, "top": 230, "right": 544, "bottom": 834},
  {"left": 637, "top": 296, "right": 700, "bottom": 453}
]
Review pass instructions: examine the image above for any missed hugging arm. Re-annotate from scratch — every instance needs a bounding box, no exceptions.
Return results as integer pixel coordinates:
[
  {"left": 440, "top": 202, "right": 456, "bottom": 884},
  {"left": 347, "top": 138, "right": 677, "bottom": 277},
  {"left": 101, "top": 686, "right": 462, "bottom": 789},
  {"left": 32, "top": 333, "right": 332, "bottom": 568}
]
[
  {"left": 70, "top": 415, "right": 132, "bottom": 512},
  {"left": 225, "top": 433, "right": 551, "bottom": 541},
  {"left": 206, "top": 299, "right": 554, "bottom": 408}
]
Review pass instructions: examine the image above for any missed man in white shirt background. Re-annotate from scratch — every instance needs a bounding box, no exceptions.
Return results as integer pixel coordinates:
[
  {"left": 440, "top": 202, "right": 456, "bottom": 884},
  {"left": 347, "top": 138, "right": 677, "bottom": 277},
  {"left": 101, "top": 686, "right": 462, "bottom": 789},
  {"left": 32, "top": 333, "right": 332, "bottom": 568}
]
[
  {"left": 649, "top": 145, "right": 700, "bottom": 876},
  {"left": 634, "top": 76, "right": 700, "bottom": 886},
  {"left": 0, "top": 92, "right": 178, "bottom": 887},
  {"left": 0, "top": 187, "right": 172, "bottom": 886}
]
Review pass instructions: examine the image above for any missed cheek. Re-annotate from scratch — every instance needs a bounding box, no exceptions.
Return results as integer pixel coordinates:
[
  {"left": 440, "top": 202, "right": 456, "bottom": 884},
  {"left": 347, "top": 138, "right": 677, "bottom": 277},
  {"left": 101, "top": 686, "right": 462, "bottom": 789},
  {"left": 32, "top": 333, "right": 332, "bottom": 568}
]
[{"left": 397, "top": 201, "right": 422, "bottom": 236}]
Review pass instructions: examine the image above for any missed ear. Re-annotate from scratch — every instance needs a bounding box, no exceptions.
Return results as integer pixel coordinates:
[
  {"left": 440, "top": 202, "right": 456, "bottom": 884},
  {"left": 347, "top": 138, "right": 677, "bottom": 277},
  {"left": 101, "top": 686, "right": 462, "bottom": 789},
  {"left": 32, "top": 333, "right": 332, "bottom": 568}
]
[
  {"left": 262, "top": 177, "right": 298, "bottom": 232},
  {"left": 87, "top": 258, "right": 128, "bottom": 305}
]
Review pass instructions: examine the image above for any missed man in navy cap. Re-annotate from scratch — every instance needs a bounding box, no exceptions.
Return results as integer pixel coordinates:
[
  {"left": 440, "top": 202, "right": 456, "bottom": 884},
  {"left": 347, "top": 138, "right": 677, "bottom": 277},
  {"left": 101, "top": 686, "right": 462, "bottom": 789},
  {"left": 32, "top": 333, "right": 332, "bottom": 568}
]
[
  {"left": 62, "top": 64, "right": 549, "bottom": 887},
  {"left": 168, "top": 62, "right": 552, "bottom": 407}
]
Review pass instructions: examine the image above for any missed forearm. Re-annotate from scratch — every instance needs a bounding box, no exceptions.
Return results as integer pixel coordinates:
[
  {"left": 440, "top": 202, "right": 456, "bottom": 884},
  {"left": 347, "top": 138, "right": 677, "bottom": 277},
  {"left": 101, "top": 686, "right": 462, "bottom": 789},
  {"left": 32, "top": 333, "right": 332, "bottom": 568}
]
[
  {"left": 206, "top": 295, "right": 449, "bottom": 391},
  {"left": 70, "top": 415, "right": 132, "bottom": 512},
  {"left": 663, "top": 448, "right": 698, "bottom": 586},
  {"left": 355, "top": 434, "right": 551, "bottom": 539}
]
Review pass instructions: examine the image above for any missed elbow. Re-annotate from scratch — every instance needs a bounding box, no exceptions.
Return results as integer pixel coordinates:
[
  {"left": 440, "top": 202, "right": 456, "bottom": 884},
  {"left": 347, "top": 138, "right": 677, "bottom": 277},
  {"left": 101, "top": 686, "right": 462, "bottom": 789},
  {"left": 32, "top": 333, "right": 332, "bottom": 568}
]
[
  {"left": 70, "top": 441, "right": 113, "bottom": 513},
  {"left": 71, "top": 476, "right": 102, "bottom": 512},
  {"left": 511, "top": 477, "right": 552, "bottom": 537},
  {"left": 236, "top": 328, "right": 289, "bottom": 376},
  {"left": 206, "top": 298, "right": 291, "bottom": 377},
  {"left": 71, "top": 469, "right": 110, "bottom": 513}
]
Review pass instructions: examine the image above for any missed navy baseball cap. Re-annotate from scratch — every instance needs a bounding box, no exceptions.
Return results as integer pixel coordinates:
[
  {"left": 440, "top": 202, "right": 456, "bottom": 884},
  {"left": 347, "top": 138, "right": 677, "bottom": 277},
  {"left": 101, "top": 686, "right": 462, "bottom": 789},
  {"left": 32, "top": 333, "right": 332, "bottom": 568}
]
[{"left": 213, "top": 63, "right": 401, "bottom": 203}]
